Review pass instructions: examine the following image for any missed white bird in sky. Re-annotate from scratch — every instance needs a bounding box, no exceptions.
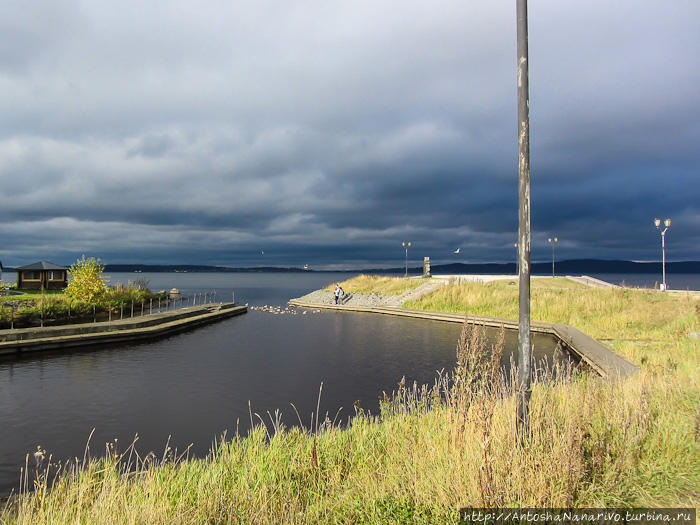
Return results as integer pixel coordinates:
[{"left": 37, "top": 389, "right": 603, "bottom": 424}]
[
  {"left": 453, "top": 248, "right": 461, "bottom": 254},
  {"left": 261, "top": 250, "right": 264, "bottom": 255}
]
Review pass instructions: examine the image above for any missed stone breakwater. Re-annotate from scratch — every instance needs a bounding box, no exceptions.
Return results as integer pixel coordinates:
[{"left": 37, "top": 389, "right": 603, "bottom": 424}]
[
  {"left": 250, "top": 305, "right": 322, "bottom": 315},
  {"left": 292, "top": 289, "right": 385, "bottom": 307},
  {"left": 291, "top": 280, "right": 446, "bottom": 308}
]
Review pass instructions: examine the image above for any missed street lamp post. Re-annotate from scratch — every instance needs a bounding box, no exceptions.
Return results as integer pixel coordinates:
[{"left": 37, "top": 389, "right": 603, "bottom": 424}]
[
  {"left": 514, "top": 243, "right": 519, "bottom": 275},
  {"left": 547, "top": 237, "right": 558, "bottom": 277},
  {"left": 654, "top": 218, "right": 671, "bottom": 291},
  {"left": 516, "top": 0, "right": 532, "bottom": 440},
  {"left": 402, "top": 241, "right": 411, "bottom": 278}
]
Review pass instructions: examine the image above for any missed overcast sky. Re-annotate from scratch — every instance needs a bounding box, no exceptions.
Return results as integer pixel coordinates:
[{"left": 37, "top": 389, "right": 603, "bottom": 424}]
[{"left": 1, "top": 0, "right": 698, "bottom": 269}]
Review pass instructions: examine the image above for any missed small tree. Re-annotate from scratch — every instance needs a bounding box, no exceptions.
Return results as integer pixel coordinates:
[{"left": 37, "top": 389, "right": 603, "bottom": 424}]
[{"left": 65, "top": 256, "right": 107, "bottom": 304}]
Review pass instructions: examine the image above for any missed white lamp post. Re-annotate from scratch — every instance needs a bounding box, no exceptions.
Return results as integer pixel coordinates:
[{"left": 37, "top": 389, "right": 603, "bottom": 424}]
[
  {"left": 547, "top": 237, "right": 558, "bottom": 277},
  {"left": 654, "top": 218, "right": 671, "bottom": 291},
  {"left": 402, "top": 241, "right": 411, "bottom": 278}
]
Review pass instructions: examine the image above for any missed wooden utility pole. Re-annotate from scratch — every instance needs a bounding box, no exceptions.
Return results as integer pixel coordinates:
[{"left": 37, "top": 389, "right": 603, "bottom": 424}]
[{"left": 516, "top": 0, "right": 532, "bottom": 439}]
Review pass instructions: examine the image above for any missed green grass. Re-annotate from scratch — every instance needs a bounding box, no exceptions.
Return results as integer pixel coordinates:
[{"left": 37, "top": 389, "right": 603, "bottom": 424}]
[
  {"left": 324, "top": 274, "right": 425, "bottom": 295},
  {"left": 0, "top": 290, "right": 66, "bottom": 303},
  {"left": 530, "top": 276, "right": 587, "bottom": 289},
  {"left": 2, "top": 276, "right": 698, "bottom": 523},
  {"left": 404, "top": 277, "right": 697, "bottom": 354}
]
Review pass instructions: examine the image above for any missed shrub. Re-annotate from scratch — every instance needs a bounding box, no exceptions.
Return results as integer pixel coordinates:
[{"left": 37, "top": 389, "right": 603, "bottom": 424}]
[
  {"left": 102, "top": 281, "right": 162, "bottom": 309},
  {"left": 65, "top": 256, "right": 108, "bottom": 304}
]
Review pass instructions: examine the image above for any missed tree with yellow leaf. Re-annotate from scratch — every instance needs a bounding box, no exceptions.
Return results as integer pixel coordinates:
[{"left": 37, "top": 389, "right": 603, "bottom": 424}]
[{"left": 65, "top": 256, "right": 107, "bottom": 304}]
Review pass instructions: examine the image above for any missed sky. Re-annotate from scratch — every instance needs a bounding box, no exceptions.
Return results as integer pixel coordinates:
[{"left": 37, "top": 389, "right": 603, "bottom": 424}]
[{"left": 0, "top": 0, "right": 698, "bottom": 270}]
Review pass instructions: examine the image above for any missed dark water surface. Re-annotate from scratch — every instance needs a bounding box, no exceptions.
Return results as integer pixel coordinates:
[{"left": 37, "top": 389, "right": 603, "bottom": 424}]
[
  {"left": 0, "top": 272, "right": 565, "bottom": 496},
  {"left": 584, "top": 272, "right": 700, "bottom": 290}
]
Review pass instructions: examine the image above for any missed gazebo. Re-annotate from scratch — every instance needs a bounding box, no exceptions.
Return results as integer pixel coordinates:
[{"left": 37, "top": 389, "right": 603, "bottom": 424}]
[{"left": 16, "top": 261, "right": 68, "bottom": 290}]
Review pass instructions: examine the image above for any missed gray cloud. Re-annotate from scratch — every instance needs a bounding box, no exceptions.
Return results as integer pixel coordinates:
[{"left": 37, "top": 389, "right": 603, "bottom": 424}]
[{"left": 0, "top": 0, "right": 698, "bottom": 268}]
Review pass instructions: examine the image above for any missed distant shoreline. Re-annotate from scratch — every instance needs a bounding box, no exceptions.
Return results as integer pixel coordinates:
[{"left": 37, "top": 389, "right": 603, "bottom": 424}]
[{"left": 2, "top": 259, "right": 699, "bottom": 274}]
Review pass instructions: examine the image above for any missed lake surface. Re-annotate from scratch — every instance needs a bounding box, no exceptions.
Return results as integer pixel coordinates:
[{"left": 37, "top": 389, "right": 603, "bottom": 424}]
[
  {"left": 0, "top": 271, "right": 594, "bottom": 496},
  {"left": 582, "top": 272, "right": 700, "bottom": 290}
]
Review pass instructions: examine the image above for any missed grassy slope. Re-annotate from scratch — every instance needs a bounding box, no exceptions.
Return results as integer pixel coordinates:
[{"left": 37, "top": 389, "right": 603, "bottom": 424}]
[
  {"left": 3, "top": 277, "right": 698, "bottom": 524},
  {"left": 403, "top": 277, "right": 695, "bottom": 345},
  {"left": 323, "top": 274, "right": 425, "bottom": 295}
]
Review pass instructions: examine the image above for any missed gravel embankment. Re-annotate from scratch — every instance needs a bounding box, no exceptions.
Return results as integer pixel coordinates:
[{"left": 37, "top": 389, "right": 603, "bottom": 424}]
[
  {"left": 291, "top": 289, "right": 387, "bottom": 307},
  {"left": 291, "top": 280, "right": 446, "bottom": 308}
]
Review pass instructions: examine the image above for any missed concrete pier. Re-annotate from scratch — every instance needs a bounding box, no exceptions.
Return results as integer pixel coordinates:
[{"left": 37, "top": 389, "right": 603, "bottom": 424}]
[{"left": 0, "top": 302, "right": 247, "bottom": 355}]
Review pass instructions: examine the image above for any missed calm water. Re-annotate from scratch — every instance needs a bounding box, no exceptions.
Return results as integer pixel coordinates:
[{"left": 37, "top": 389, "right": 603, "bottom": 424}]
[
  {"left": 0, "top": 272, "right": 565, "bottom": 496},
  {"left": 584, "top": 272, "right": 700, "bottom": 290}
]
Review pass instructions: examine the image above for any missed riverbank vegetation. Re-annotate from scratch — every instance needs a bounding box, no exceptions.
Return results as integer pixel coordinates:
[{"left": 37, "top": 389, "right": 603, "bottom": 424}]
[
  {"left": 0, "top": 279, "right": 165, "bottom": 329},
  {"left": 2, "top": 277, "right": 698, "bottom": 523}
]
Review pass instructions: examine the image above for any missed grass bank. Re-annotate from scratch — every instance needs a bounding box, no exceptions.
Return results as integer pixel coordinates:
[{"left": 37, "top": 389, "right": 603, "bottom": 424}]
[
  {"left": 323, "top": 274, "right": 424, "bottom": 295},
  {"left": 403, "top": 277, "right": 698, "bottom": 369},
  {"left": 2, "top": 277, "right": 698, "bottom": 524},
  {"left": 0, "top": 284, "right": 165, "bottom": 329}
]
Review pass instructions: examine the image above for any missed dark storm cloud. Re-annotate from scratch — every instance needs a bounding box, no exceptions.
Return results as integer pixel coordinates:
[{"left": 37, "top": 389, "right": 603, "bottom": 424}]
[{"left": 0, "top": 0, "right": 698, "bottom": 268}]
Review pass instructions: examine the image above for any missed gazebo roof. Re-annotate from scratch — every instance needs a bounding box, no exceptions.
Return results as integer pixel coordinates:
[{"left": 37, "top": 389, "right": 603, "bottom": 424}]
[{"left": 16, "top": 261, "right": 67, "bottom": 271}]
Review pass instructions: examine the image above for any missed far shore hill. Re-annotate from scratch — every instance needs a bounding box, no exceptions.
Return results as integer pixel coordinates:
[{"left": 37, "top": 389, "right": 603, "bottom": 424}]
[{"left": 3, "top": 259, "right": 698, "bottom": 274}]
